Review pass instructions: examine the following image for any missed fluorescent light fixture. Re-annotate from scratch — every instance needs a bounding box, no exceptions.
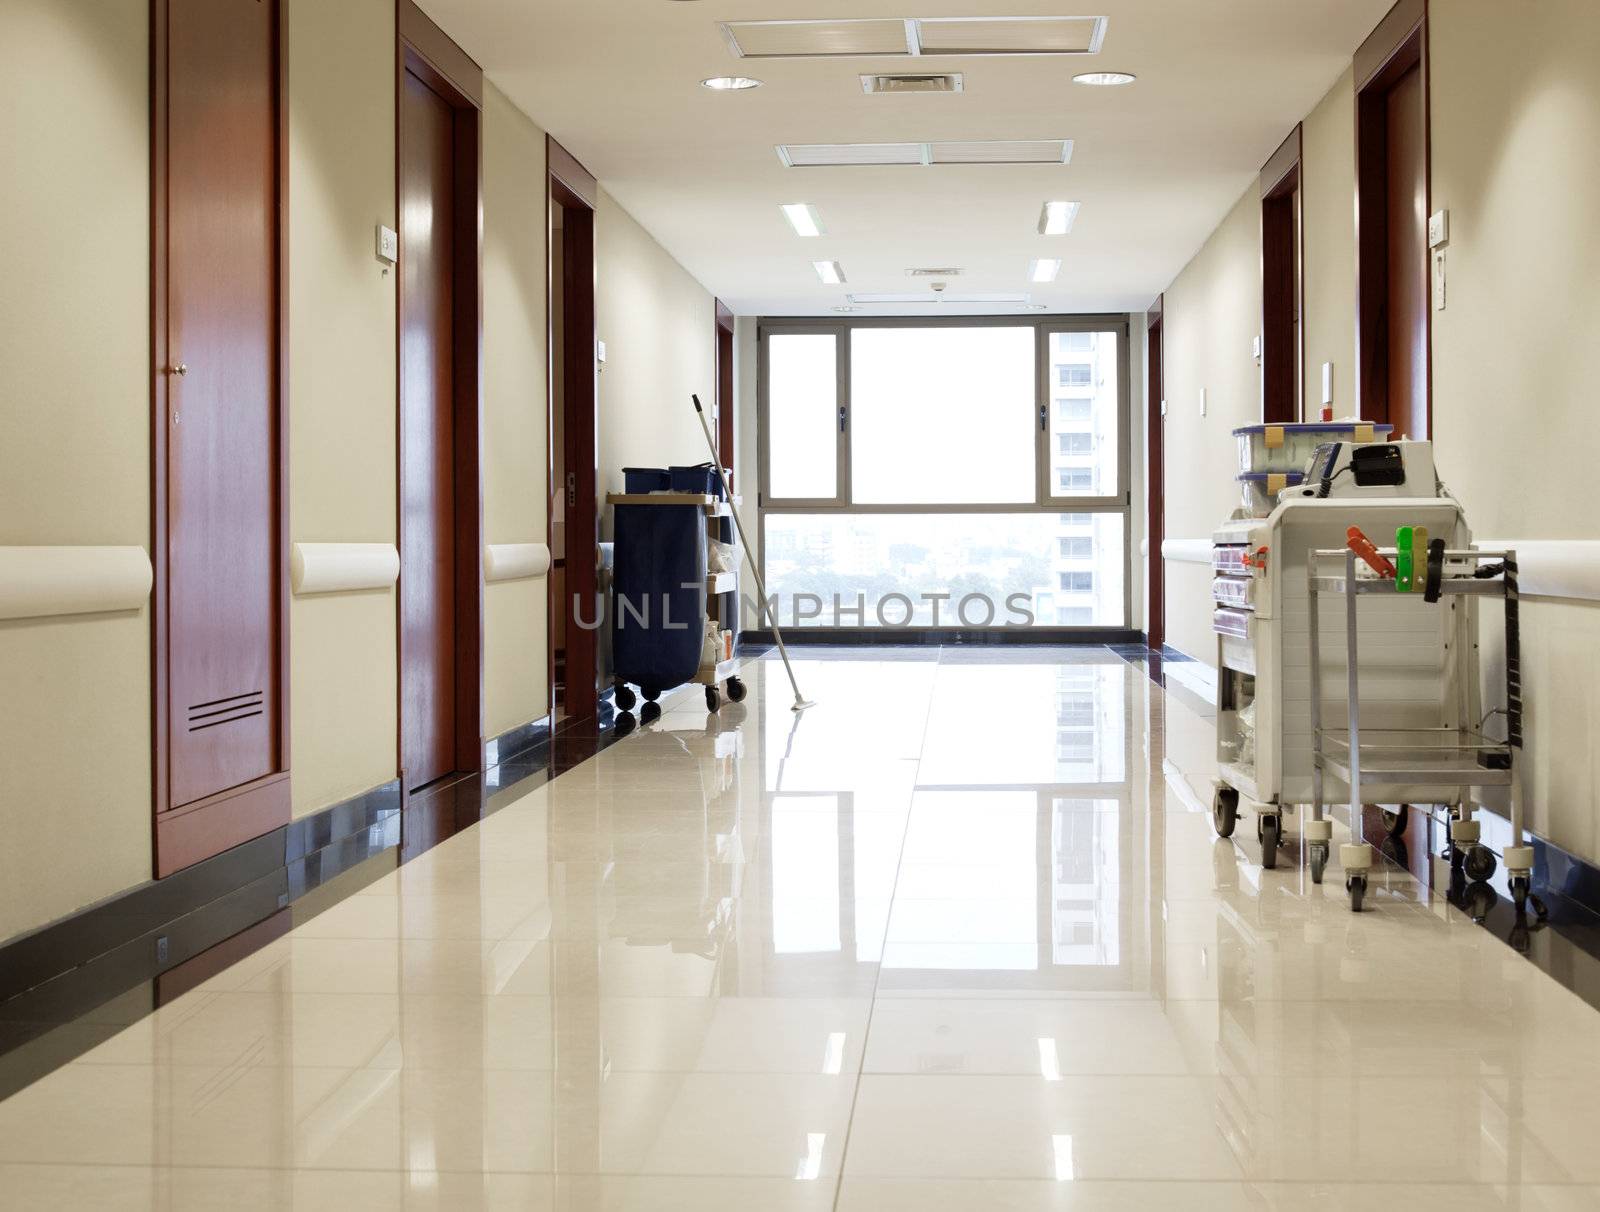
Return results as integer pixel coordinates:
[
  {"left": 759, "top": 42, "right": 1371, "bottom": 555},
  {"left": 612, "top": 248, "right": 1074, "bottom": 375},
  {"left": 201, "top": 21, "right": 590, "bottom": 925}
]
[
  {"left": 813, "top": 260, "right": 846, "bottom": 285},
  {"left": 847, "top": 291, "right": 1028, "bottom": 304},
  {"left": 1038, "top": 201, "right": 1082, "bottom": 236},
  {"left": 831, "top": 305, "right": 860, "bottom": 313},
  {"left": 781, "top": 203, "right": 825, "bottom": 237},
  {"left": 1029, "top": 258, "right": 1062, "bottom": 283},
  {"left": 701, "top": 75, "right": 763, "bottom": 91},
  {"left": 1073, "top": 71, "right": 1136, "bottom": 86}
]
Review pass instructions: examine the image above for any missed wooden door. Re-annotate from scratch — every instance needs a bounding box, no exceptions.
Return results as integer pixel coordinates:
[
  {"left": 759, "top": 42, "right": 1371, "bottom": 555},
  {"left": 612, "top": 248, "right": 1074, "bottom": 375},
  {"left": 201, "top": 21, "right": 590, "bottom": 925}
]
[
  {"left": 400, "top": 68, "right": 459, "bottom": 792},
  {"left": 1384, "top": 63, "right": 1428, "bottom": 440},
  {"left": 164, "top": 0, "right": 281, "bottom": 810},
  {"left": 1145, "top": 306, "right": 1164, "bottom": 650}
]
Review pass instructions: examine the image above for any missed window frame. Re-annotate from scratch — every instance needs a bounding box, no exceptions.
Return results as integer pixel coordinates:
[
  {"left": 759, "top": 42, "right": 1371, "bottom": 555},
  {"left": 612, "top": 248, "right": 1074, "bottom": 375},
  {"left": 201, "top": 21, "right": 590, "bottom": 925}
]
[{"left": 757, "top": 313, "right": 1133, "bottom": 631}]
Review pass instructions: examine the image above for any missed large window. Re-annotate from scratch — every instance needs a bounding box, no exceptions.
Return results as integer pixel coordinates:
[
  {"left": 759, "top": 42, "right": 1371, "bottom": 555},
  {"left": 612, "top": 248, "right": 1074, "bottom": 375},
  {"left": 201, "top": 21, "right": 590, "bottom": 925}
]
[{"left": 759, "top": 317, "right": 1130, "bottom": 630}]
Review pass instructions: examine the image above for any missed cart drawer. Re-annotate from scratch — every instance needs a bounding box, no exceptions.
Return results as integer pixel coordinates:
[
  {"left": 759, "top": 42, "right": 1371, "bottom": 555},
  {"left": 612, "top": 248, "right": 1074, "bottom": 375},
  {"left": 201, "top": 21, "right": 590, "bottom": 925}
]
[
  {"left": 1211, "top": 576, "right": 1254, "bottom": 609},
  {"left": 1212, "top": 607, "right": 1253, "bottom": 639},
  {"left": 1212, "top": 545, "right": 1249, "bottom": 576}
]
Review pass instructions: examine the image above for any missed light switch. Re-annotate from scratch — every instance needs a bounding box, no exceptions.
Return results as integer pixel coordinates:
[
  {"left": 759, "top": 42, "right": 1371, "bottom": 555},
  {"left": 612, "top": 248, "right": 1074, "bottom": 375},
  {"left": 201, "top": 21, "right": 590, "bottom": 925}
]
[
  {"left": 1428, "top": 209, "right": 1449, "bottom": 249},
  {"left": 1251, "top": 335, "right": 1261, "bottom": 363},
  {"left": 1199, "top": 387, "right": 1207, "bottom": 417},
  {"left": 1321, "top": 362, "right": 1334, "bottom": 406},
  {"left": 1160, "top": 398, "right": 1167, "bottom": 418},
  {"left": 376, "top": 224, "right": 398, "bottom": 264},
  {"left": 596, "top": 339, "right": 607, "bottom": 365}
]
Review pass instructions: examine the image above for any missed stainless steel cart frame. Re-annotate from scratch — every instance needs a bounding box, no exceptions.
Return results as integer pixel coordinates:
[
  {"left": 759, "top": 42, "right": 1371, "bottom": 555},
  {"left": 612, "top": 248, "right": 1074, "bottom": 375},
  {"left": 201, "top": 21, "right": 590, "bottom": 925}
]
[{"left": 1306, "top": 547, "right": 1533, "bottom": 912}]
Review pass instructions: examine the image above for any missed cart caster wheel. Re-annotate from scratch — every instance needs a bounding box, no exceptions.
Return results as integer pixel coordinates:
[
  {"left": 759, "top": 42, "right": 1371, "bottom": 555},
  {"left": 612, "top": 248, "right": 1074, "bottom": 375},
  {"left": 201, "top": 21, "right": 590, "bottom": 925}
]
[
  {"left": 1463, "top": 844, "right": 1497, "bottom": 883},
  {"left": 614, "top": 684, "right": 637, "bottom": 712},
  {"left": 1462, "top": 880, "right": 1497, "bottom": 923},
  {"left": 640, "top": 701, "right": 662, "bottom": 724},
  {"left": 1212, "top": 786, "right": 1239, "bottom": 839},
  {"left": 1509, "top": 874, "right": 1537, "bottom": 915},
  {"left": 1309, "top": 842, "right": 1329, "bottom": 885},
  {"left": 705, "top": 685, "right": 721, "bottom": 712},
  {"left": 1347, "top": 873, "right": 1368, "bottom": 912},
  {"left": 642, "top": 687, "right": 661, "bottom": 703},
  {"left": 613, "top": 712, "right": 637, "bottom": 738},
  {"left": 726, "top": 676, "right": 747, "bottom": 703},
  {"left": 1381, "top": 804, "right": 1410, "bottom": 838},
  {"left": 1259, "top": 814, "right": 1280, "bottom": 870}
]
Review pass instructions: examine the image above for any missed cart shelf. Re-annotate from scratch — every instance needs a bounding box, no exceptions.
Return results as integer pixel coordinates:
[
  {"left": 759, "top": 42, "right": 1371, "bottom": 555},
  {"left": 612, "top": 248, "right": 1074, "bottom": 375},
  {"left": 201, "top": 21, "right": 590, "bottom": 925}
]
[
  {"left": 1313, "top": 727, "right": 1515, "bottom": 787},
  {"left": 707, "top": 571, "right": 737, "bottom": 595}
]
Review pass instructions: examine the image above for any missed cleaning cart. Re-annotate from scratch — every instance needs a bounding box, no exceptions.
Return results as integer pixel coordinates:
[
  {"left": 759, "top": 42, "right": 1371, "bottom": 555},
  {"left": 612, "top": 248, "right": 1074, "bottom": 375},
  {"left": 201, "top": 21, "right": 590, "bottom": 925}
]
[
  {"left": 1208, "top": 426, "right": 1533, "bottom": 911},
  {"left": 607, "top": 465, "right": 747, "bottom": 722}
]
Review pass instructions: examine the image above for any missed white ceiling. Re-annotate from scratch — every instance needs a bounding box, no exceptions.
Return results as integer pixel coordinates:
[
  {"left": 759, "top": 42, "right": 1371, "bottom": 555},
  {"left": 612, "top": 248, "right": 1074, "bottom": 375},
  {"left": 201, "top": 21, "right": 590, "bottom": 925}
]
[{"left": 417, "top": 0, "right": 1392, "bottom": 316}]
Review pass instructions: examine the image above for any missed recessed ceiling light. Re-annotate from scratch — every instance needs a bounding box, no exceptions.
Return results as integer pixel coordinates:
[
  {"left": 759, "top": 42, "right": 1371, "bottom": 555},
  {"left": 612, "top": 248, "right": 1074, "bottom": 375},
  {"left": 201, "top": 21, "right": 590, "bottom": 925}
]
[
  {"left": 813, "top": 260, "right": 846, "bottom": 285},
  {"left": 1026, "top": 304, "right": 1048, "bottom": 310},
  {"left": 832, "top": 306, "right": 860, "bottom": 312},
  {"left": 702, "top": 75, "right": 763, "bottom": 91},
  {"left": 1038, "top": 200, "right": 1082, "bottom": 235},
  {"left": 1073, "top": 71, "right": 1136, "bottom": 86},
  {"left": 781, "top": 203, "right": 825, "bottom": 237},
  {"left": 1029, "top": 258, "right": 1062, "bottom": 284}
]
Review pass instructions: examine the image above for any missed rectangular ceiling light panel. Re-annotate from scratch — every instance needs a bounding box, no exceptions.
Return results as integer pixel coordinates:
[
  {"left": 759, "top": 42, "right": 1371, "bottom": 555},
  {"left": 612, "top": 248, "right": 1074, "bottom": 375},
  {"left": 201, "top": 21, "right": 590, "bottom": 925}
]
[
  {"left": 781, "top": 203, "right": 825, "bottom": 237},
  {"left": 915, "top": 16, "right": 1106, "bottom": 56},
  {"left": 1038, "top": 200, "right": 1082, "bottom": 235},
  {"left": 779, "top": 140, "right": 1071, "bottom": 168},
  {"left": 848, "top": 292, "right": 1030, "bottom": 305},
  {"left": 723, "top": 19, "right": 913, "bottom": 58},
  {"left": 930, "top": 139, "right": 1072, "bottom": 165},
  {"left": 724, "top": 16, "right": 1106, "bottom": 59},
  {"left": 814, "top": 260, "right": 846, "bottom": 285}
]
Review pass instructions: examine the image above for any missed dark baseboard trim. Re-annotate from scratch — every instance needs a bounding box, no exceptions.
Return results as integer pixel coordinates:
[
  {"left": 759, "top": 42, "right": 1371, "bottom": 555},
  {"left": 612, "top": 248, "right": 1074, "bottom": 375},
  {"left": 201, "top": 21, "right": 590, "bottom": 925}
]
[
  {"left": 740, "top": 627, "right": 1143, "bottom": 648},
  {"left": 0, "top": 778, "right": 400, "bottom": 1010},
  {"left": 484, "top": 715, "right": 553, "bottom": 767}
]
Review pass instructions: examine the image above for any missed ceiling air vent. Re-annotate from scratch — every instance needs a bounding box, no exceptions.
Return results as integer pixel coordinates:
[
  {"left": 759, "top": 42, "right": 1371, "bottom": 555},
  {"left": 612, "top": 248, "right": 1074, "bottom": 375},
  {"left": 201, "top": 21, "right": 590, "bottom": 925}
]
[
  {"left": 906, "top": 267, "right": 963, "bottom": 277},
  {"left": 861, "top": 73, "right": 963, "bottom": 95},
  {"left": 778, "top": 139, "right": 1072, "bottom": 168}
]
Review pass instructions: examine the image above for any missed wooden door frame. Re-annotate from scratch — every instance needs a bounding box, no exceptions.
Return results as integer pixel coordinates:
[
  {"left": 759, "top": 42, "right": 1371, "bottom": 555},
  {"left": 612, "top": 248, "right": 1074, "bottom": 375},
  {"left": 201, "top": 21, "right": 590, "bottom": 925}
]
[
  {"left": 714, "top": 300, "right": 736, "bottom": 482},
  {"left": 546, "top": 138, "right": 600, "bottom": 722},
  {"left": 150, "top": 0, "right": 291, "bottom": 878},
  {"left": 1260, "top": 124, "right": 1303, "bottom": 423},
  {"left": 1354, "top": 0, "right": 1430, "bottom": 433},
  {"left": 396, "top": 0, "right": 485, "bottom": 788},
  {"left": 1145, "top": 297, "right": 1164, "bottom": 651}
]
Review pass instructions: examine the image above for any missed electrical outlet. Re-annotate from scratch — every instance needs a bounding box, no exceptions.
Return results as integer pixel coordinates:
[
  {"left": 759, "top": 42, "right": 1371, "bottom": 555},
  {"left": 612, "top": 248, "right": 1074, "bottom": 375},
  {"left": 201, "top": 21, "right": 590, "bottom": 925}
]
[{"left": 1433, "top": 249, "right": 1447, "bottom": 311}]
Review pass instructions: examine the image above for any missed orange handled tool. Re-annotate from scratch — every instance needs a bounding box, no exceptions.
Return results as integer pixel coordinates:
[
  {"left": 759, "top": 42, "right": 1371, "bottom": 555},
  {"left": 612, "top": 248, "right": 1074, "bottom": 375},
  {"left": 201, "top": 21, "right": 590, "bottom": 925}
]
[{"left": 1346, "top": 526, "right": 1397, "bottom": 578}]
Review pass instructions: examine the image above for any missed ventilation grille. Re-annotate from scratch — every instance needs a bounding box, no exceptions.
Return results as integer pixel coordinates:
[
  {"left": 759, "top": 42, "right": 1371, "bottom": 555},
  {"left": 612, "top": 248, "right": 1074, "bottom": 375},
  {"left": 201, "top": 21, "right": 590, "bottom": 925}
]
[
  {"left": 907, "top": 267, "right": 964, "bottom": 277},
  {"left": 723, "top": 16, "right": 1107, "bottom": 59},
  {"left": 861, "top": 73, "right": 963, "bottom": 95},
  {"left": 188, "top": 691, "right": 264, "bottom": 732},
  {"left": 778, "top": 139, "right": 1072, "bottom": 168}
]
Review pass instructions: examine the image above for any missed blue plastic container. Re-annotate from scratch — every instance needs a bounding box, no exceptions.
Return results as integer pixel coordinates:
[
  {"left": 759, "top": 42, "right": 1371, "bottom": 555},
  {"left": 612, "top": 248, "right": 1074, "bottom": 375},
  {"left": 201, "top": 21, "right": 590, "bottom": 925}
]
[
  {"left": 668, "top": 463, "right": 727, "bottom": 498},
  {"left": 623, "top": 467, "right": 671, "bottom": 493}
]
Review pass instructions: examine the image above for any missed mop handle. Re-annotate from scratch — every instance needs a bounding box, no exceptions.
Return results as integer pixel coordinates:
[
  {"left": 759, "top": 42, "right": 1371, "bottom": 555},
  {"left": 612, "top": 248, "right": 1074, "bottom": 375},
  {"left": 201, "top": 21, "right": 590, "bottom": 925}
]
[{"left": 690, "top": 394, "right": 809, "bottom": 705}]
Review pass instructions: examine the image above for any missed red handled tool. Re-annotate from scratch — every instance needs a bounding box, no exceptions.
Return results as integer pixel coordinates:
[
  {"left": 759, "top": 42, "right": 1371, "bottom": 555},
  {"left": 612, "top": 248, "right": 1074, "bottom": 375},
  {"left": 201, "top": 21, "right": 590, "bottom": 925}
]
[{"left": 1346, "top": 526, "right": 1397, "bottom": 579}]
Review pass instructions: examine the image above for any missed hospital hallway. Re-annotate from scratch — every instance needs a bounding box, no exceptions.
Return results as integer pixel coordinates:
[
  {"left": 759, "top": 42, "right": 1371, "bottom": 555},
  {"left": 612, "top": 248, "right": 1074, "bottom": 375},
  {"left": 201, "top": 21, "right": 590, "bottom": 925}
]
[{"left": 3, "top": 645, "right": 1600, "bottom": 1210}]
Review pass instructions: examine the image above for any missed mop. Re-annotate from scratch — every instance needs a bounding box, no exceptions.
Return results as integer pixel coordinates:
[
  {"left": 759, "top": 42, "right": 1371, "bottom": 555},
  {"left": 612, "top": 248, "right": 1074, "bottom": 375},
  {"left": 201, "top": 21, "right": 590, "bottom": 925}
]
[{"left": 690, "top": 394, "right": 815, "bottom": 711}]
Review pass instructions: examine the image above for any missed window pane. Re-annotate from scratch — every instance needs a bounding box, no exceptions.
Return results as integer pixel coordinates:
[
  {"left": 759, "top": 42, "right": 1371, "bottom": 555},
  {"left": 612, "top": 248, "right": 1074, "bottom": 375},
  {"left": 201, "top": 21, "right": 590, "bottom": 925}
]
[
  {"left": 850, "top": 327, "right": 1035, "bottom": 504},
  {"left": 762, "top": 512, "right": 1125, "bottom": 627},
  {"left": 767, "top": 333, "right": 837, "bottom": 500},
  {"left": 1047, "top": 331, "right": 1119, "bottom": 497}
]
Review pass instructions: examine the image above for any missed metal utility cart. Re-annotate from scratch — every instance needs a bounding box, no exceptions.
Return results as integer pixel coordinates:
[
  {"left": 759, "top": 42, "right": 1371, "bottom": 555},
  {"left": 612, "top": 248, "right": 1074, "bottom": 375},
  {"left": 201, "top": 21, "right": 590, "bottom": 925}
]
[
  {"left": 606, "top": 484, "right": 747, "bottom": 722},
  {"left": 1307, "top": 544, "right": 1532, "bottom": 912}
]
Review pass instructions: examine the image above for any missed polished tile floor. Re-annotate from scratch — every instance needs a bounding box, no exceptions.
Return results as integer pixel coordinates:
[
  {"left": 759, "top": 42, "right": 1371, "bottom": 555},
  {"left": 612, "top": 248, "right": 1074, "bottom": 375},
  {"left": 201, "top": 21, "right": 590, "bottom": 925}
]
[{"left": 2, "top": 648, "right": 1599, "bottom": 1209}]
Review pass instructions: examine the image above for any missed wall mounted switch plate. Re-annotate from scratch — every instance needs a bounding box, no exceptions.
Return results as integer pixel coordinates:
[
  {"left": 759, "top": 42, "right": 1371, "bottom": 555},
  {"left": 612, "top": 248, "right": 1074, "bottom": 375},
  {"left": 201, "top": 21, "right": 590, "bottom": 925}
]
[
  {"left": 1428, "top": 209, "right": 1449, "bottom": 249},
  {"left": 376, "top": 224, "right": 398, "bottom": 264}
]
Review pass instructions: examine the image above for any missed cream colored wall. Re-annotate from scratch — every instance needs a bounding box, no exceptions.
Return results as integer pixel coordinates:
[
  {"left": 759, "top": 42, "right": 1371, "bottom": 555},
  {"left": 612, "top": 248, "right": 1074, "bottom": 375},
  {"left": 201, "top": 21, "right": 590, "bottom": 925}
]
[
  {"left": 0, "top": 0, "right": 152, "bottom": 939},
  {"left": 1300, "top": 67, "right": 1357, "bottom": 417},
  {"left": 1429, "top": 0, "right": 1600, "bottom": 857},
  {"left": 1158, "top": 183, "right": 1263, "bottom": 660},
  {"left": 482, "top": 84, "right": 550, "bottom": 738},
  {"left": 595, "top": 188, "right": 718, "bottom": 503},
  {"left": 286, "top": 0, "right": 400, "bottom": 818}
]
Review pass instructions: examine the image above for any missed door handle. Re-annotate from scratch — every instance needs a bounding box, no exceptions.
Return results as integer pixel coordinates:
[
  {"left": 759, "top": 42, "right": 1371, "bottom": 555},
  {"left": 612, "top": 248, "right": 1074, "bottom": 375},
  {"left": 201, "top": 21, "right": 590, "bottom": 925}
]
[
  {"left": 169, "top": 363, "right": 188, "bottom": 376},
  {"left": 838, "top": 405, "right": 847, "bottom": 433},
  {"left": 1039, "top": 403, "right": 1047, "bottom": 432},
  {"left": 566, "top": 471, "right": 577, "bottom": 507}
]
